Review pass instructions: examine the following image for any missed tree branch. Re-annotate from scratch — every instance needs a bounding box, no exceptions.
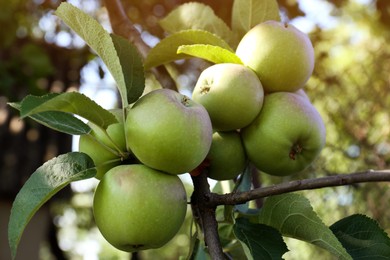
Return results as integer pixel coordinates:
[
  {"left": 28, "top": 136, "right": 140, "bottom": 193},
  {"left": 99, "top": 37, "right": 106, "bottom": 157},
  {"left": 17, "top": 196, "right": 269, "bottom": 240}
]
[
  {"left": 208, "top": 170, "right": 390, "bottom": 207},
  {"left": 191, "top": 172, "right": 226, "bottom": 260},
  {"left": 103, "top": 0, "right": 177, "bottom": 90}
]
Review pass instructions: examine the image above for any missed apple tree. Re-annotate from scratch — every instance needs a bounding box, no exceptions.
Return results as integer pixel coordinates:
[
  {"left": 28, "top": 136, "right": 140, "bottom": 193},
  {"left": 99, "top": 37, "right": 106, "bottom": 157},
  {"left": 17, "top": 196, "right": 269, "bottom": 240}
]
[{"left": 7, "top": 0, "right": 390, "bottom": 259}]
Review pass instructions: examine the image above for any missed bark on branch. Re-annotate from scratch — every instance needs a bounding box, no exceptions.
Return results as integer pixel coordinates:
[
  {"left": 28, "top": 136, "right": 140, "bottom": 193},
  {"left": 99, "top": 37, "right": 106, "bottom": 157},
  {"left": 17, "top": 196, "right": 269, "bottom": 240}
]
[
  {"left": 191, "top": 173, "right": 227, "bottom": 260},
  {"left": 208, "top": 170, "right": 390, "bottom": 207}
]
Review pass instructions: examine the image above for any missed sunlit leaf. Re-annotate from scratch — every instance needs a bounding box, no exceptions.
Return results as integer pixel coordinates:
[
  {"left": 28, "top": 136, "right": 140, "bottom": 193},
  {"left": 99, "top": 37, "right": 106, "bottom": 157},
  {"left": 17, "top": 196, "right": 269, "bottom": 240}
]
[
  {"left": 56, "top": 3, "right": 144, "bottom": 107},
  {"left": 8, "top": 152, "right": 96, "bottom": 259},
  {"left": 232, "top": 0, "right": 280, "bottom": 42},
  {"left": 159, "top": 2, "right": 233, "bottom": 45},
  {"left": 19, "top": 92, "right": 117, "bottom": 129},
  {"left": 258, "top": 193, "right": 352, "bottom": 260},
  {"left": 234, "top": 218, "right": 288, "bottom": 260},
  {"left": 145, "top": 29, "right": 232, "bottom": 69},
  {"left": 330, "top": 214, "right": 390, "bottom": 259},
  {"left": 111, "top": 34, "right": 145, "bottom": 104},
  {"left": 178, "top": 44, "right": 243, "bottom": 64}
]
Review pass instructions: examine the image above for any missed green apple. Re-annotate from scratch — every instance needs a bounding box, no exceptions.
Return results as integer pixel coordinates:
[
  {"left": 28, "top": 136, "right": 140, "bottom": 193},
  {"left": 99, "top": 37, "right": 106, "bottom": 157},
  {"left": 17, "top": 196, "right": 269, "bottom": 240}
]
[
  {"left": 236, "top": 20, "right": 315, "bottom": 93},
  {"left": 125, "top": 89, "right": 212, "bottom": 175},
  {"left": 241, "top": 92, "right": 326, "bottom": 176},
  {"left": 206, "top": 131, "right": 247, "bottom": 181},
  {"left": 93, "top": 164, "right": 187, "bottom": 252},
  {"left": 79, "top": 121, "right": 127, "bottom": 179},
  {"left": 192, "top": 63, "right": 264, "bottom": 131}
]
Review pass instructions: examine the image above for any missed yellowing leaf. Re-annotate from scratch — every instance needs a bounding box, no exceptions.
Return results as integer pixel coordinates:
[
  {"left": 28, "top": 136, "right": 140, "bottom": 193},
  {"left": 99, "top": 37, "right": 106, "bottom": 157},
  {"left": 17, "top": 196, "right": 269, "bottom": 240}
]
[
  {"left": 178, "top": 44, "right": 243, "bottom": 64},
  {"left": 145, "top": 29, "right": 232, "bottom": 69}
]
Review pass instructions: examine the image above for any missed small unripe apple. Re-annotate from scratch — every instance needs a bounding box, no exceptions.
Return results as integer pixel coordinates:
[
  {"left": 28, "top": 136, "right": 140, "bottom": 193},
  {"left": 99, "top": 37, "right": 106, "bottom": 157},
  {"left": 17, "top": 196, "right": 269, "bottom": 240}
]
[
  {"left": 236, "top": 20, "right": 315, "bottom": 93},
  {"left": 192, "top": 63, "right": 264, "bottom": 131},
  {"left": 206, "top": 131, "right": 247, "bottom": 180},
  {"left": 125, "top": 89, "right": 212, "bottom": 175},
  {"left": 93, "top": 164, "right": 187, "bottom": 252},
  {"left": 79, "top": 121, "right": 127, "bottom": 179},
  {"left": 241, "top": 92, "right": 325, "bottom": 176}
]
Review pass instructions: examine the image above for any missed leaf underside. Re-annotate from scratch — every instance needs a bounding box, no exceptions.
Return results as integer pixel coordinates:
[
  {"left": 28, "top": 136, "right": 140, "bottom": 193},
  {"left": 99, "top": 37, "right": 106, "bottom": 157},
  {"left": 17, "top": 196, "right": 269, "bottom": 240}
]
[
  {"left": 19, "top": 92, "right": 117, "bottom": 129},
  {"left": 159, "top": 2, "right": 233, "bottom": 45},
  {"left": 177, "top": 44, "right": 243, "bottom": 65},
  {"left": 231, "top": 0, "right": 281, "bottom": 43}
]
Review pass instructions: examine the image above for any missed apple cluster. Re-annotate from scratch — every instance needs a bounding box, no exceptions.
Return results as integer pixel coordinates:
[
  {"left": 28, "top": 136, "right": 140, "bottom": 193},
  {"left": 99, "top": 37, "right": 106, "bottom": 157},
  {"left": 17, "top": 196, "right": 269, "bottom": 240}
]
[
  {"left": 77, "top": 19, "right": 326, "bottom": 253},
  {"left": 193, "top": 20, "right": 326, "bottom": 179},
  {"left": 78, "top": 89, "right": 214, "bottom": 252}
]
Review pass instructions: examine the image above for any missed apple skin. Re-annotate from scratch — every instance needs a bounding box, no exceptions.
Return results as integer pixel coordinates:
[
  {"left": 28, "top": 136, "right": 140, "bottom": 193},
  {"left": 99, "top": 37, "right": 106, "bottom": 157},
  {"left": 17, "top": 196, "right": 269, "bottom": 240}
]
[
  {"left": 206, "top": 131, "right": 247, "bottom": 181},
  {"left": 241, "top": 92, "right": 326, "bottom": 176},
  {"left": 93, "top": 164, "right": 187, "bottom": 252},
  {"left": 125, "top": 89, "right": 213, "bottom": 175},
  {"left": 79, "top": 121, "right": 126, "bottom": 179},
  {"left": 192, "top": 63, "right": 264, "bottom": 131},
  {"left": 236, "top": 20, "right": 315, "bottom": 93}
]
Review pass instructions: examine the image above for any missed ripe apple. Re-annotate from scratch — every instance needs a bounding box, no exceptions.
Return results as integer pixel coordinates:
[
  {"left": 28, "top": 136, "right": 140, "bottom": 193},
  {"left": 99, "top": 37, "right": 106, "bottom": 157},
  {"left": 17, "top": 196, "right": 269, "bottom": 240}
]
[
  {"left": 206, "top": 131, "right": 247, "bottom": 180},
  {"left": 93, "top": 164, "right": 187, "bottom": 252},
  {"left": 241, "top": 92, "right": 326, "bottom": 176},
  {"left": 125, "top": 89, "right": 212, "bottom": 175},
  {"left": 192, "top": 63, "right": 264, "bottom": 131},
  {"left": 236, "top": 20, "right": 315, "bottom": 93},
  {"left": 79, "top": 121, "right": 127, "bottom": 179}
]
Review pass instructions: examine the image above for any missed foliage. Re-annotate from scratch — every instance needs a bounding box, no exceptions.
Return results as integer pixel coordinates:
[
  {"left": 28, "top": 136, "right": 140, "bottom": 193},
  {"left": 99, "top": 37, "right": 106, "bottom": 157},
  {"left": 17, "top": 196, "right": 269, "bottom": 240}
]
[{"left": 5, "top": 0, "right": 390, "bottom": 259}]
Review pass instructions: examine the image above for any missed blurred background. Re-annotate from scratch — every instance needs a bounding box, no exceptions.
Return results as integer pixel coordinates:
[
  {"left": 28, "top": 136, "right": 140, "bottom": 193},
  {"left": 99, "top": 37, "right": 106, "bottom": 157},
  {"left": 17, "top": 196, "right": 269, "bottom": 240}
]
[{"left": 0, "top": 0, "right": 389, "bottom": 259}]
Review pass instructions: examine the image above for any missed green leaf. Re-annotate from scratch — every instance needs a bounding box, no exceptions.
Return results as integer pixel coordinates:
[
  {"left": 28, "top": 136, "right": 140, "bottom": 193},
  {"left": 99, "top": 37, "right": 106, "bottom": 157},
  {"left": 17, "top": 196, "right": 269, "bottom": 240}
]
[
  {"left": 234, "top": 218, "right": 288, "bottom": 260},
  {"left": 111, "top": 34, "right": 145, "bottom": 104},
  {"left": 258, "top": 193, "right": 352, "bottom": 260},
  {"left": 19, "top": 92, "right": 117, "bottom": 129},
  {"left": 8, "top": 152, "right": 96, "bottom": 259},
  {"left": 9, "top": 102, "right": 91, "bottom": 135},
  {"left": 177, "top": 44, "right": 243, "bottom": 64},
  {"left": 55, "top": 3, "right": 144, "bottom": 107},
  {"left": 232, "top": 0, "right": 281, "bottom": 42},
  {"left": 159, "top": 2, "right": 233, "bottom": 45},
  {"left": 144, "top": 29, "right": 232, "bottom": 69},
  {"left": 234, "top": 165, "right": 253, "bottom": 214},
  {"left": 31, "top": 111, "right": 91, "bottom": 135},
  {"left": 330, "top": 214, "right": 390, "bottom": 259}
]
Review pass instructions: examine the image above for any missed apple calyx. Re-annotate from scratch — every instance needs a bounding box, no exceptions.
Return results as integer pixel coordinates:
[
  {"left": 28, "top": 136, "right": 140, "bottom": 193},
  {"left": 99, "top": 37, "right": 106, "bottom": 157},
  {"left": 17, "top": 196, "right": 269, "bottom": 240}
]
[
  {"left": 289, "top": 143, "right": 303, "bottom": 160},
  {"left": 181, "top": 95, "right": 191, "bottom": 107}
]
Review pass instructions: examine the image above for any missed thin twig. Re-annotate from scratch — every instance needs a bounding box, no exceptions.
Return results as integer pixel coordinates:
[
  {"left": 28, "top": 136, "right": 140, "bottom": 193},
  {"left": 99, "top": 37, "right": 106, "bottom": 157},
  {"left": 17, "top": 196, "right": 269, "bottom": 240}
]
[
  {"left": 103, "top": 0, "right": 177, "bottom": 90},
  {"left": 208, "top": 170, "right": 390, "bottom": 207}
]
